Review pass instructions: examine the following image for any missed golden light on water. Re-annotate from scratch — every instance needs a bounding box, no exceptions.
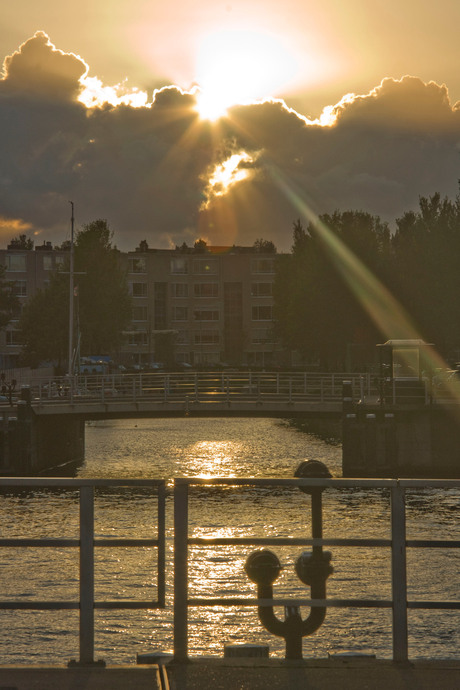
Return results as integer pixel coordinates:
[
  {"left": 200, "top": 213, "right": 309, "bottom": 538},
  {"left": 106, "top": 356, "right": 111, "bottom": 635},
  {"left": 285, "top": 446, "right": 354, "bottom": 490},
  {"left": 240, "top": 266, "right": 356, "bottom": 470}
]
[{"left": 184, "top": 440, "right": 246, "bottom": 478}]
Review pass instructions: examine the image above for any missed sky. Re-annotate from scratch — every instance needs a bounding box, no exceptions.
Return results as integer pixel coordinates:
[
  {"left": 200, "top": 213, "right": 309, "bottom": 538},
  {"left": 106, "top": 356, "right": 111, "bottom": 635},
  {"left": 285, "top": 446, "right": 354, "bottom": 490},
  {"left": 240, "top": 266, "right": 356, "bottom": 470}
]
[{"left": 0, "top": 0, "right": 459, "bottom": 252}]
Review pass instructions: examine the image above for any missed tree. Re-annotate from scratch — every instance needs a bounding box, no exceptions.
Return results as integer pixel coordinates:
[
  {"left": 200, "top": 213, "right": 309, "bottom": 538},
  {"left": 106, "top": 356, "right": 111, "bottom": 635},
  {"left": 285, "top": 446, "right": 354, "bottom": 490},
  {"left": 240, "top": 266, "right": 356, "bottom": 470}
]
[
  {"left": 253, "top": 238, "right": 276, "bottom": 253},
  {"left": 0, "top": 265, "right": 20, "bottom": 331},
  {"left": 19, "top": 271, "right": 68, "bottom": 368},
  {"left": 193, "top": 238, "right": 208, "bottom": 253},
  {"left": 19, "top": 219, "right": 131, "bottom": 368},
  {"left": 274, "top": 213, "right": 391, "bottom": 369},
  {"left": 8, "top": 234, "right": 34, "bottom": 250},
  {"left": 73, "top": 220, "right": 132, "bottom": 355},
  {"left": 391, "top": 187, "right": 460, "bottom": 354}
]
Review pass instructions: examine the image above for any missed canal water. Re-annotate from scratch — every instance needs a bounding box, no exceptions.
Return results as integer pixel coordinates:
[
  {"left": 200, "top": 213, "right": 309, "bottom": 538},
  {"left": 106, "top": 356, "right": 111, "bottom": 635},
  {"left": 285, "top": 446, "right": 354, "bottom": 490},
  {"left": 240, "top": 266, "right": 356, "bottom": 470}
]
[{"left": 0, "top": 417, "right": 459, "bottom": 664}]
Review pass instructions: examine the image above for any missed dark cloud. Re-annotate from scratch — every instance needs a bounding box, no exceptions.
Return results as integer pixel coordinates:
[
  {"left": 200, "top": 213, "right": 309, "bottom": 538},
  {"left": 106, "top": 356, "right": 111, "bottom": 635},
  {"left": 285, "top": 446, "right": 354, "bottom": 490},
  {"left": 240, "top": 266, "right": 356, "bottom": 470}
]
[
  {"left": 0, "top": 33, "right": 459, "bottom": 251},
  {"left": 1, "top": 31, "right": 87, "bottom": 101}
]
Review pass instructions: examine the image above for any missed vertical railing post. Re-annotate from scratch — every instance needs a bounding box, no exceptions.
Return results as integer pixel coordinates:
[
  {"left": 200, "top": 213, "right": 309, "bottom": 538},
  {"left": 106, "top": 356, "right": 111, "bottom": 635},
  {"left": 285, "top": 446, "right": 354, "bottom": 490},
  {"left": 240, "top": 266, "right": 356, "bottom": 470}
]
[
  {"left": 157, "top": 482, "right": 166, "bottom": 607},
  {"left": 174, "top": 480, "right": 189, "bottom": 661},
  {"left": 79, "top": 485, "right": 95, "bottom": 665},
  {"left": 391, "top": 483, "right": 408, "bottom": 662}
]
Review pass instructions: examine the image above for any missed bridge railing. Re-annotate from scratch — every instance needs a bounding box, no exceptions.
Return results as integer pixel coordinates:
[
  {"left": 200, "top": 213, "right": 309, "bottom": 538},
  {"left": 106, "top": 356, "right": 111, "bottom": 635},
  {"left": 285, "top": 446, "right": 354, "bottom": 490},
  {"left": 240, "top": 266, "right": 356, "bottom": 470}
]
[
  {"left": 26, "top": 371, "right": 375, "bottom": 406},
  {"left": 0, "top": 478, "right": 166, "bottom": 666}
]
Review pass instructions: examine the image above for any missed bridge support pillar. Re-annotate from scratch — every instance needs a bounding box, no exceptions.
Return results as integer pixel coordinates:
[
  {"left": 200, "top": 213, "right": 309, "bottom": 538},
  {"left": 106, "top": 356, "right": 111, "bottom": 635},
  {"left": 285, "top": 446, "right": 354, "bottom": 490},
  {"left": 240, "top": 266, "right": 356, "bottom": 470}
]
[{"left": 0, "top": 404, "right": 85, "bottom": 475}]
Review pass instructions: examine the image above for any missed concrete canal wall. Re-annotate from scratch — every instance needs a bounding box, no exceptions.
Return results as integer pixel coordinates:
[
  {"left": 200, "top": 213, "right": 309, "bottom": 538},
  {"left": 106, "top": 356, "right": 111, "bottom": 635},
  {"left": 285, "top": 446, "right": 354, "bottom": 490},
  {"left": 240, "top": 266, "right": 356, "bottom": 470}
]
[
  {"left": 343, "top": 405, "right": 460, "bottom": 477},
  {"left": 0, "top": 404, "right": 84, "bottom": 475}
]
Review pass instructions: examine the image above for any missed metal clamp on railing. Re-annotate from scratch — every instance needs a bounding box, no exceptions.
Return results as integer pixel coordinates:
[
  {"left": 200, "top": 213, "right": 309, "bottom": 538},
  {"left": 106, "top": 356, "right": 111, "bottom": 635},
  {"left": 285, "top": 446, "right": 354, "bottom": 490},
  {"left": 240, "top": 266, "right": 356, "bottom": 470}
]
[{"left": 244, "top": 461, "right": 333, "bottom": 659}]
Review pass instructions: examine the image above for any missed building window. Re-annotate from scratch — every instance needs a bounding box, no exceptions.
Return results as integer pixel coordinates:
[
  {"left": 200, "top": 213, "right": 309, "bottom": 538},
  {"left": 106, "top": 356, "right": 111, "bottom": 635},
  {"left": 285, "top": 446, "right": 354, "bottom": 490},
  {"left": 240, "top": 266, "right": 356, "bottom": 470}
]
[
  {"left": 172, "top": 283, "right": 189, "bottom": 298},
  {"left": 43, "top": 255, "right": 53, "bottom": 271},
  {"left": 252, "top": 328, "right": 274, "bottom": 344},
  {"left": 131, "top": 282, "right": 147, "bottom": 297},
  {"left": 6, "top": 330, "right": 21, "bottom": 347},
  {"left": 14, "top": 280, "right": 27, "bottom": 296},
  {"left": 194, "top": 283, "right": 218, "bottom": 298},
  {"left": 128, "top": 257, "right": 147, "bottom": 273},
  {"left": 176, "top": 330, "right": 189, "bottom": 344},
  {"left": 3, "top": 254, "right": 26, "bottom": 272},
  {"left": 194, "top": 309, "right": 219, "bottom": 321},
  {"left": 252, "top": 305, "right": 273, "bottom": 320},
  {"left": 127, "top": 331, "right": 148, "bottom": 346},
  {"left": 195, "top": 331, "right": 220, "bottom": 344},
  {"left": 170, "top": 258, "right": 188, "bottom": 274},
  {"left": 252, "top": 258, "right": 275, "bottom": 274},
  {"left": 251, "top": 282, "right": 273, "bottom": 297},
  {"left": 173, "top": 306, "right": 188, "bottom": 321},
  {"left": 193, "top": 259, "right": 217, "bottom": 274},
  {"left": 132, "top": 305, "right": 148, "bottom": 321}
]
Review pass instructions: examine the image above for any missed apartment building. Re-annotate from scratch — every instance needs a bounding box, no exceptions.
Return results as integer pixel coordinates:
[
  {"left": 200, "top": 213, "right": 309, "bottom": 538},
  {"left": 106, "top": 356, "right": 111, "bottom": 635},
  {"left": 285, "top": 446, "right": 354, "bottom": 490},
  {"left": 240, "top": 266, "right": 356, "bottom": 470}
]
[
  {"left": 0, "top": 242, "right": 67, "bottom": 369},
  {"left": 121, "top": 245, "right": 280, "bottom": 368},
  {"left": 0, "top": 242, "right": 282, "bottom": 369}
]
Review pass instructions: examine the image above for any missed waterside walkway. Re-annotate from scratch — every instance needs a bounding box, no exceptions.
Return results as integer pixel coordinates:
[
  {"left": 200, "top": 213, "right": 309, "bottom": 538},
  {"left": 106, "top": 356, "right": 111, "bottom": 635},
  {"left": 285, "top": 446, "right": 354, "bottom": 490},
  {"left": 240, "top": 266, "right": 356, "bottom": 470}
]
[{"left": 2, "top": 659, "right": 460, "bottom": 690}]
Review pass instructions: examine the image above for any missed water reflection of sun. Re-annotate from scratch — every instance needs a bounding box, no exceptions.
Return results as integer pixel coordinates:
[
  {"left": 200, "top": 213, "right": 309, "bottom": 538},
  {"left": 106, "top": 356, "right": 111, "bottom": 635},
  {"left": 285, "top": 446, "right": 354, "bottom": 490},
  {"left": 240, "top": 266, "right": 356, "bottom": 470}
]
[{"left": 184, "top": 440, "right": 244, "bottom": 478}]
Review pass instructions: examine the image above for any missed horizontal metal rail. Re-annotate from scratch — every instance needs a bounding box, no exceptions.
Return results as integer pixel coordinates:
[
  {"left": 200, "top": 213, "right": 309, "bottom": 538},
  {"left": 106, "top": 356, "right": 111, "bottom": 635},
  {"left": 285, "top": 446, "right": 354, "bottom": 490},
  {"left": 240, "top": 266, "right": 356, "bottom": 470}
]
[
  {"left": 19, "top": 371, "right": 374, "bottom": 408},
  {"left": 173, "top": 476, "right": 460, "bottom": 663},
  {"left": 0, "top": 478, "right": 166, "bottom": 665}
]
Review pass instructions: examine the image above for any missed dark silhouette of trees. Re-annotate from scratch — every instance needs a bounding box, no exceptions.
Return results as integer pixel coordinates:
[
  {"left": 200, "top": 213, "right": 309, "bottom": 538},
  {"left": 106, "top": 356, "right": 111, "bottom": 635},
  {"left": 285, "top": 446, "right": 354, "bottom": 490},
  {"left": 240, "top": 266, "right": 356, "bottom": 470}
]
[
  {"left": 19, "top": 270, "right": 68, "bottom": 368},
  {"left": 275, "top": 186, "right": 460, "bottom": 368},
  {"left": 8, "top": 234, "right": 34, "bottom": 250},
  {"left": 274, "top": 213, "right": 391, "bottom": 368},
  {"left": 19, "top": 219, "right": 131, "bottom": 368},
  {"left": 391, "top": 189, "right": 460, "bottom": 355},
  {"left": 0, "top": 266, "right": 20, "bottom": 331},
  {"left": 253, "top": 238, "right": 277, "bottom": 253},
  {"left": 73, "top": 219, "right": 131, "bottom": 355}
]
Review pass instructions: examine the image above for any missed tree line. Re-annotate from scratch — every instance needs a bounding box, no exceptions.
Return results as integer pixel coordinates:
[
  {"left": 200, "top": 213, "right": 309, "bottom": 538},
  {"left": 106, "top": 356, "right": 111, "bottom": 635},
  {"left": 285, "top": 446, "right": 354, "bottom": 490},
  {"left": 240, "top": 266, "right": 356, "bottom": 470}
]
[{"left": 274, "top": 185, "right": 460, "bottom": 369}]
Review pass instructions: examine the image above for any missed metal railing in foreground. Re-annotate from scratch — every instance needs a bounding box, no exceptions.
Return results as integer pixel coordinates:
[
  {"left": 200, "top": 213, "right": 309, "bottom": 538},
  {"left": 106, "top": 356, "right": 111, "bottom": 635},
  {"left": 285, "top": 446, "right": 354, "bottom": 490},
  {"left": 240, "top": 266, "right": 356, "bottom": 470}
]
[
  {"left": 0, "top": 478, "right": 166, "bottom": 666},
  {"left": 173, "top": 476, "right": 460, "bottom": 663}
]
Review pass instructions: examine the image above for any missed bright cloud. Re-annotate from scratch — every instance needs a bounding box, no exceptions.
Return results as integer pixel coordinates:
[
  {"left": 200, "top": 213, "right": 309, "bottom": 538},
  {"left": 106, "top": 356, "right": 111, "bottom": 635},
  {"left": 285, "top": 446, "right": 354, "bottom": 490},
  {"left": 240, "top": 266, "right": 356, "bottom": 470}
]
[{"left": 0, "top": 33, "right": 459, "bottom": 252}]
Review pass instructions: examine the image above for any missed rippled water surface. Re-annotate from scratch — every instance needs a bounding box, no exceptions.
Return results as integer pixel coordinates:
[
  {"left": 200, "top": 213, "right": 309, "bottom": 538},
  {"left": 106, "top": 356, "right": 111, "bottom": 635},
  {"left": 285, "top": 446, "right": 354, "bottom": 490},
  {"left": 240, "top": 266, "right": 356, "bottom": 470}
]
[{"left": 1, "top": 417, "right": 459, "bottom": 664}]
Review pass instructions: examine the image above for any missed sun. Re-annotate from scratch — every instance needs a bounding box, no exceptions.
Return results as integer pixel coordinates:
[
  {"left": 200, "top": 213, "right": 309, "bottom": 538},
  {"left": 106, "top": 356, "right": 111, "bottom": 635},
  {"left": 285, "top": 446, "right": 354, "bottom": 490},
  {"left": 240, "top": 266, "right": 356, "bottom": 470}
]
[{"left": 195, "top": 29, "right": 298, "bottom": 120}]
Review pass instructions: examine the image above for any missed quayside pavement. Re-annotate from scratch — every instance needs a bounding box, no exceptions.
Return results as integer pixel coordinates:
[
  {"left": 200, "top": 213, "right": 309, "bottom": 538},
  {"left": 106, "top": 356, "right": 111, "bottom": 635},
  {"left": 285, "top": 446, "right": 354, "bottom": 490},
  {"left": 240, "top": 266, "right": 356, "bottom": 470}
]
[{"left": 2, "top": 659, "right": 460, "bottom": 690}]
